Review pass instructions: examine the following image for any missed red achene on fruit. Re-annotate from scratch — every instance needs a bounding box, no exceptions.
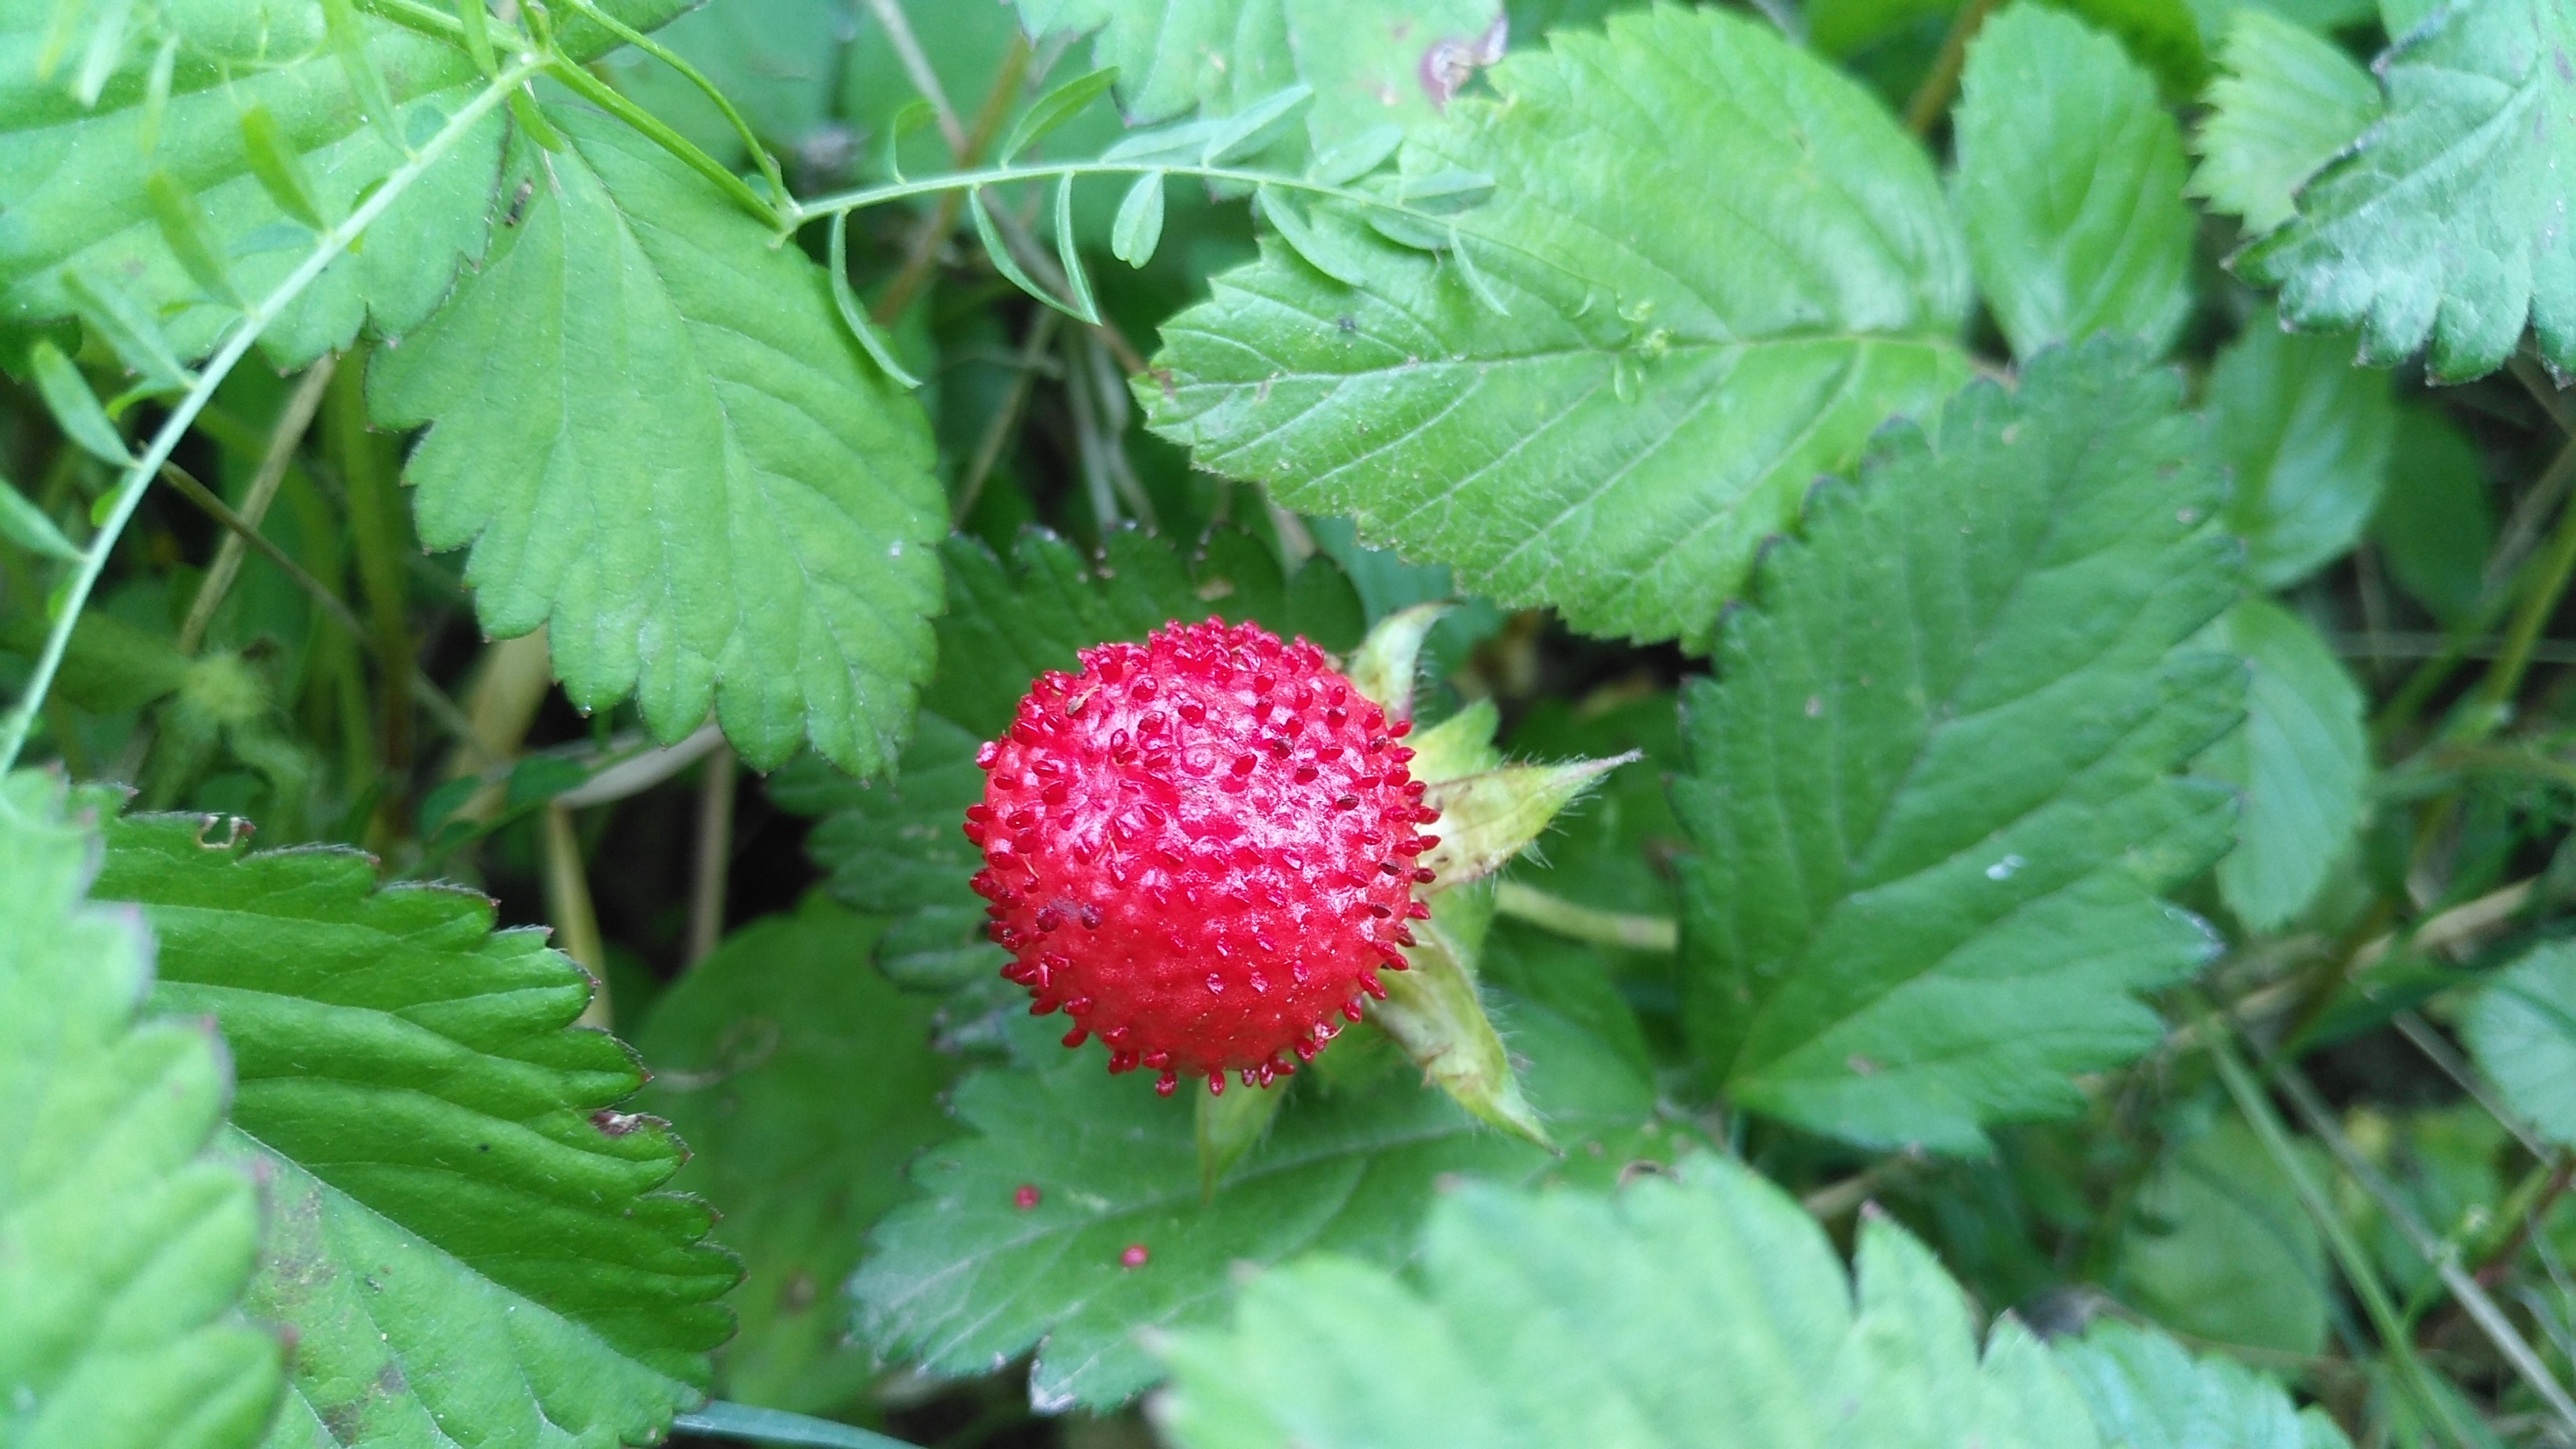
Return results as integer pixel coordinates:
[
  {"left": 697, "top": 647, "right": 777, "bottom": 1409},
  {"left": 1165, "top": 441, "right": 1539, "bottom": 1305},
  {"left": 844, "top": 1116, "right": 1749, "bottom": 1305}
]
[{"left": 966, "top": 619, "right": 1437, "bottom": 1098}]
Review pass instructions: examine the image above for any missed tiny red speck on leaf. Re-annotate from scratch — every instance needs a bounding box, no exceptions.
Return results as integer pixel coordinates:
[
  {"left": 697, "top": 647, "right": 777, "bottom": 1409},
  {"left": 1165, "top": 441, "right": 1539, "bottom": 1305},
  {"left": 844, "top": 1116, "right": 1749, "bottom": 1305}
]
[
  {"left": 965, "top": 619, "right": 1432, "bottom": 1096},
  {"left": 1120, "top": 1244, "right": 1150, "bottom": 1269},
  {"left": 1013, "top": 1184, "right": 1041, "bottom": 1210}
]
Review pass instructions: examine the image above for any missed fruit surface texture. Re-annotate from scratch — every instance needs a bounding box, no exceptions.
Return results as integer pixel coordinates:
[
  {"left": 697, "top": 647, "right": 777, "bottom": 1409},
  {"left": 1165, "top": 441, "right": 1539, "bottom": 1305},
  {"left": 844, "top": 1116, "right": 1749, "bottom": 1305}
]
[{"left": 967, "top": 620, "right": 1435, "bottom": 1095}]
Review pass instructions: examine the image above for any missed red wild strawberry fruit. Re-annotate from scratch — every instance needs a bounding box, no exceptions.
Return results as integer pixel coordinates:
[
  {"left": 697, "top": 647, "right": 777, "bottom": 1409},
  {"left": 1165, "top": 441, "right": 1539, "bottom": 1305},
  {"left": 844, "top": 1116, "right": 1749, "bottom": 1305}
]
[{"left": 965, "top": 619, "right": 1438, "bottom": 1098}]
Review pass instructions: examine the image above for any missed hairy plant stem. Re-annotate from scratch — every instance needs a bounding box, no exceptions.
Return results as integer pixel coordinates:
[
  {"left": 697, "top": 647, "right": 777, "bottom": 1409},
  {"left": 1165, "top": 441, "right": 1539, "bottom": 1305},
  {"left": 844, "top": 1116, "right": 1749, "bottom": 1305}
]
[
  {"left": 870, "top": 30, "right": 1030, "bottom": 326},
  {"left": 0, "top": 59, "right": 538, "bottom": 777},
  {"left": 1493, "top": 881, "right": 1678, "bottom": 952},
  {"left": 557, "top": 0, "right": 787, "bottom": 205},
  {"left": 685, "top": 743, "right": 735, "bottom": 968},
  {"left": 542, "top": 800, "right": 612, "bottom": 1030},
  {"left": 331, "top": 352, "right": 417, "bottom": 807},
  {"left": 1903, "top": 0, "right": 2001, "bottom": 136}
]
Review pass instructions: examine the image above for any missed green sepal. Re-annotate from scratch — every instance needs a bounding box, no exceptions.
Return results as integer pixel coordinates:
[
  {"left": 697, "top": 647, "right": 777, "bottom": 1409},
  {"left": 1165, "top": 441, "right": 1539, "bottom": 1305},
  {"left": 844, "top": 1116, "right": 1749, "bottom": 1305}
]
[
  {"left": 1370, "top": 884, "right": 1552, "bottom": 1151},
  {"left": 1342, "top": 601, "right": 1450, "bottom": 724},
  {"left": 1197, "top": 1077, "right": 1290, "bottom": 1200},
  {"left": 1418, "top": 754, "right": 1638, "bottom": 894}
]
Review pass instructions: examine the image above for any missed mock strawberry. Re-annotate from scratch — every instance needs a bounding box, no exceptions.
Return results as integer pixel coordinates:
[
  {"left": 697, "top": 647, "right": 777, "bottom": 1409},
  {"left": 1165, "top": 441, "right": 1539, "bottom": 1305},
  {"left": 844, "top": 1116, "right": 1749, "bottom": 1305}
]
[{"left": 965, "top": 619, "right": 1437, "bottom": 1097}]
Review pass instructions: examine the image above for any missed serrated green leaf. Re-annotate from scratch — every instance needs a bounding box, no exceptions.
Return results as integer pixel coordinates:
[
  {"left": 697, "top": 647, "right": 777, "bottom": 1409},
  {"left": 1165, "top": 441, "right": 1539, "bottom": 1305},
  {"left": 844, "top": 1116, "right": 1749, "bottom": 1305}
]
[
  {"left": 0, "top": 471, "right": 81, "bottom": 560},
  {"left": 0, "top": 0, "right": 682, "bottom": 369},
  {"left": 1953, "top": 5, "right": 2196, "bottom": 358},
  {"left": 2189, "top": 9, "right": 2379, "bottom": 235},
  {"left": 2372, "top": 406, "right": 2494, "bottom": 627},
  {"left": 852, "top": 967, "right": 1665, "bottom": 1410},
  {"left": 2212, "top": 305, "right": 2397, "bottom": 589},
  {"left": 1156, "top": 1153, "right": 2113, "bottom": 1449},
  {"left": 635, "top": 897, "right": 957, "bottom": 1416},
  {"left": 91, "top": 803, "right": 739, "bottom": 1447},
  {"left": 2200, "top": 598, "right": 2368, "bottom": 931},
  {"left": 1, "top": 772, "right": 283, "bottom": 1449},
  {"left": 771, "top": 529, "right": 1369, "bottom": 994},
  {"left": 1111, "top": 170, "right": 1167, "bottom": 267},
  {"left": 2234, "top": 0, "right": 2576, "bottom": 380},
  {"left": 1148, "top": 6, "right": 1972, "bottom": 650},
  {"left": 1018, "top": 0, "right": 1507, "bottom": 155},
  {"left": 2057, "top": 1318, "right": 2353, "bottom": 1449},
  {"left": 1673, "top": 343, "right": 2242, "bottom": 1154},
  {"left": 2463, "top": 941, "right": 2576, "bottom": 1149},
  {"left": 368, "top": 107, "right": 945, "bottom": 776},
  {"left": 2117, "top": 1116, "right": 2330, "bottom": 1356}
]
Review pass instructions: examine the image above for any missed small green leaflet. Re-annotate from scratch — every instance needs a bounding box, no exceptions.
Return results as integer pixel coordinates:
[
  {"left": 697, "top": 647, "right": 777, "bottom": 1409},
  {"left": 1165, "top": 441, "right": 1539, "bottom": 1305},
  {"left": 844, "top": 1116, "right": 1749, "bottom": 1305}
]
[
  {"left": 370, "top": 107, "right": 947, "bottom": 777},
  {"left": 1158, "top": 1152, "right": 2329, "bottom": 1449},
  {"left": 1951, "top": 4, "right": 2196, "bottom": 358},
  {"left": 92, "top": 803, "right": 739, "bottom": 1447},
  {"left": 852, "top": 954, "right": 1668, "bottom": 1410},
  {"left": 2115, "top": 1117, "right": 2330, "bottom": 1357},
  {"left": 2234, "top": 0, "right": 2576, "bottom": 380},
  {"left": 1673, "top": 343, "right": 2241, "bottom": 1154},
  {"left": 635, "top": 898, "right": 957, "bottom": 1414},
  {"left": 1017, "top": 0, "right": 1507, "bottom": 155},
  {"left": 1149, "top": 6, "right": 1971, "bottom": 651},
  {"left": 2200, "top": 598, "right": 2368, "bottom": 932},
  {"left": 2057, "top": 1319, "right": 2353, "bottom": 1449},
  {"left": 2189, "top": 9, "right": 2379, "bottom": 234},
  {"left": 0, "top": 773, "right": 283, "bottom": 1449},
  {"left": 2211, "top": 305, "right": 2396, "bottom": 590},
  {"left": 0, "top": 470, "right": 81, "bottom": 560},
  {"left": 2462, "top": 942, "right": 2576, "bottom": 1149}
]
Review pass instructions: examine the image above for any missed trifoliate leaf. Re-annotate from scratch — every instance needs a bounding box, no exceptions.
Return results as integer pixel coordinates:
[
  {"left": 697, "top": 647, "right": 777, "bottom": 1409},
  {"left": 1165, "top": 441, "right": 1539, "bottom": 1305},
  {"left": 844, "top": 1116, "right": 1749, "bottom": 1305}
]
[
  {"left": 0, "top": 773, "right": 283, "bottom": 1449},
  {"left": 0, "top": 1, "right": 684, "bottom": 369},
  {"left": 1154, "top": 1153, "right": 2104, "bottom": 1449},
  {"left": 771, "top": 529, "right": 1365, "bottom": 994},
  {"left": 1953, "top": 5, "right": 2197, "bottom": 358},
  {"left": 1148, "top": 6, "right": 1972, "bottom": 651},
  {"left": 2233, "top": 0, "right": 2576, "bottom": 380},
  {"left": 2212, "top": 307, "right": 2397, "bottom": 589},
  {"left": 369, "top": 107, "right": 946, "bottom": 776},
  {"left": 2117, "top": 1116, "right": 2330, "bottom": 1357},
  {"left": 2200, "top": 598, "right": 2368, "bottom": 931},
  {"left": 92, "top": 805, "right": 739, "bottom": 1447},
  {"left": 635, "top": 897, "right": 958, "bottom": 1416},
  {"left": 1018, "top": 0, "right": 1507, "bottom": 154},
  {"left": 2372, "top": 406, "right": 2495, "bottom": 627},
  {"left": 852, "top": 968, "right": 1667, "bottom": 1410},
  {"left": 1673, "top": 343, "right": 2241, "bottom": 1154},
  {"left": 2189, "top": 9, "right": 2379, "bottom": 234},
  {"left": 2057, "top": 1318, "right": 2353, "bottom": 1449},
  {"left": 2462, "top": 941, "right": 2576, "bottom": 1148}
]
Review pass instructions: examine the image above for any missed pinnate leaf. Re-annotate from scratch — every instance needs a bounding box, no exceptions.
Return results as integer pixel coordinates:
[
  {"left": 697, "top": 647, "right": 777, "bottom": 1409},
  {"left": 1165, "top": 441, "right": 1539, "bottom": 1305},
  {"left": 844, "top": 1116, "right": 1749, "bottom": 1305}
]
[
  {"left": 1158, "top": 1151, "right": 2327, "bottom": 1449},
  {"left": 1148, "top": 6, "right": 1972, "bottom": 650},
  {"left": 2233, "top": 0, "right": 2576, "bottom": 380},
  {"left": 91, "top": 803, "right": 738, "bottom": 1447},
  {"left": 2200, "top": 598, "right": 2368, "bottom": 931},
  {"left": 369, "top": 107, "right": 946, "bottom": 776},
  {"left": 1, "top": 773, "right": 283, "bottom": 1449},
  {"left": 1953, "top": 4, "right": 2197, "bottom": 358},
  {"left": 1673, "top": 343, "right": 2241, "bottom": 1153},
  {"left": 852, "top": 957, "right": 1665, "bottom": 1411},
  {"left": 2189, "top": 9, "right": 2380, "bottom": 234}
]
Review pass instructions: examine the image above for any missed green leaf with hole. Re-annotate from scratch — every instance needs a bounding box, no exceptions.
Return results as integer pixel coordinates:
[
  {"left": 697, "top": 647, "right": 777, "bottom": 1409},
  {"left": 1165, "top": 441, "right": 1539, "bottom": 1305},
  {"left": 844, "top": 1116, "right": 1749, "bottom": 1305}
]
[
  {"left": 369, "top": 106, "right": 946, "bottom": 776},
  {"left": 2233, "top": 0, "right": 2576, "bottom": 380},
  {"left": 2463, "top": 942, "right": 2576, "bottom": 1149},
  {"left": 635, "top": 897, "right": 958, "bottom": 1417},
  {"left": 2189, "top": 9, "right": 2379, "bottom": 235},
  {"left": 91, "top": 803, "right": 739, "bottom": 1447},
  {"left": 2212, "top": 306, "right": 2396, "bottom": 590},
  {"left": 1672, "top": 343, "right": 2241, "bottom": 1154},
  {"left": 851, "top": 956, "right": 1668, "bottom": 1410},
  {"left": 2200, "top": 598, "right": 2368, "bottom": 932},
  {"left": 1952, "top": 5, "right": 2196, "bottom": 358},
  {"left": 1, "top": 773, "right": 283, "bottom": 1449},
  {"left": 1148, "top": 6, "right": 1971, "bottom": 651}
]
